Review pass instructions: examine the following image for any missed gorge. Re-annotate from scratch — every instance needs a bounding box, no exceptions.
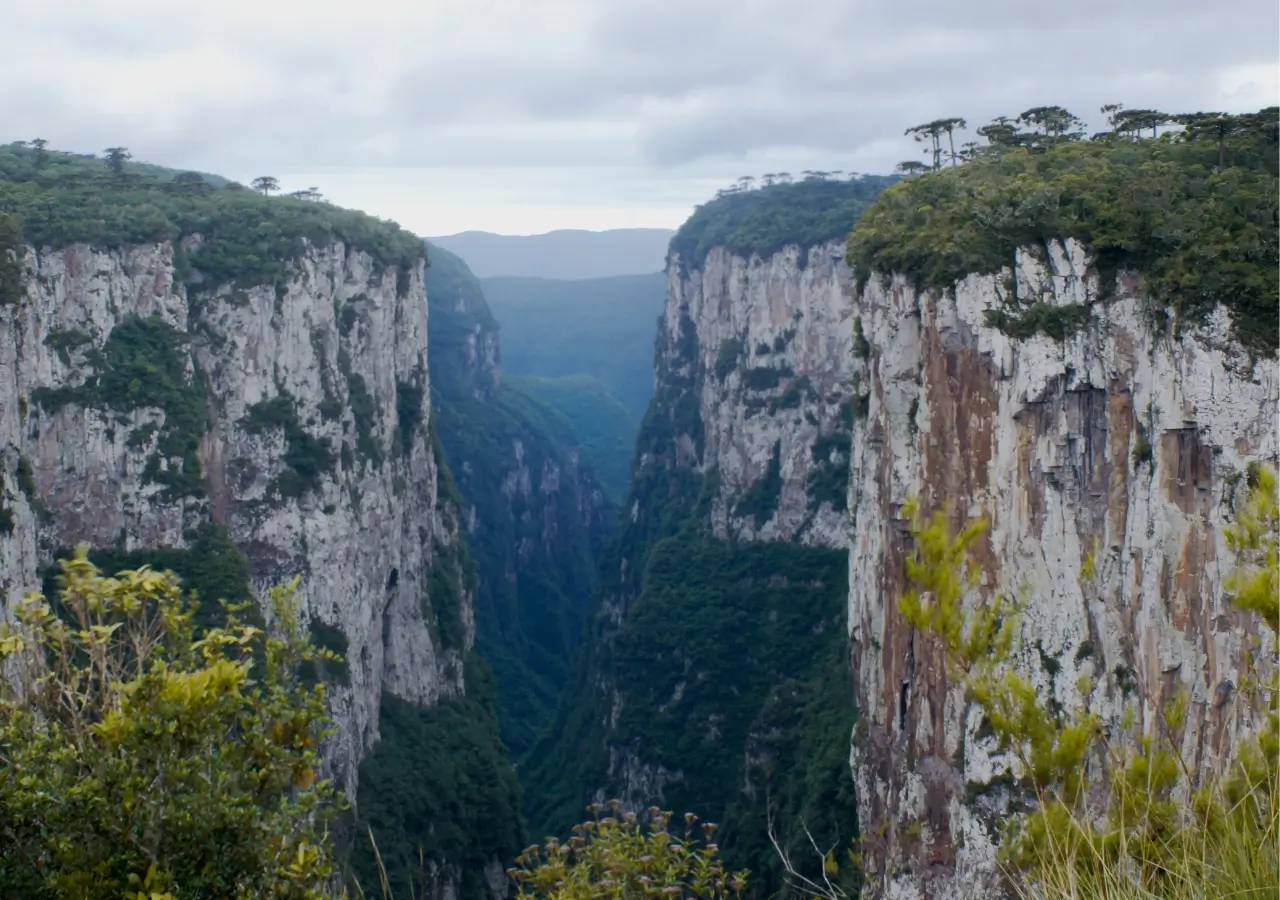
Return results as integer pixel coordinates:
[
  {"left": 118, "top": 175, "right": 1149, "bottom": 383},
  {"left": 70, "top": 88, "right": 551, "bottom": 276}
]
[{"left": 1, "top": 107, "right": 1277, "bottom": 900}]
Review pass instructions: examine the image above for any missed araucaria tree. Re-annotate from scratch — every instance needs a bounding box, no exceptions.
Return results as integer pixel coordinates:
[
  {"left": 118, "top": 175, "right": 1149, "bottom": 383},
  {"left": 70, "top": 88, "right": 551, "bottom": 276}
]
[
  {"left": 252, "top": 175, "right": 280, "bottom": 195},
  {"left": 0, "top": 551, "right": 344, "bottom": 899},
  {"left": 104, "top": 146, "right": 131, "bottom": 178}
]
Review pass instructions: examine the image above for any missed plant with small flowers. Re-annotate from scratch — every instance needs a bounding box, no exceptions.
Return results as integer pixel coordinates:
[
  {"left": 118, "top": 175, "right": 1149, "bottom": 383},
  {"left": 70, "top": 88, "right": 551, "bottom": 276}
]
[{"left": 509, "top": 802, "right": 750, "bottom": 899}]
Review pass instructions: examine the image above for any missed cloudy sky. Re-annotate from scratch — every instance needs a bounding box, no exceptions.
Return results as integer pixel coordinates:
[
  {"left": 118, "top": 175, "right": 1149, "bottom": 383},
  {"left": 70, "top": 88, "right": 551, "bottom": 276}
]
[{"left": 4, "top": 0, "right": 1277, "bottom": 235}]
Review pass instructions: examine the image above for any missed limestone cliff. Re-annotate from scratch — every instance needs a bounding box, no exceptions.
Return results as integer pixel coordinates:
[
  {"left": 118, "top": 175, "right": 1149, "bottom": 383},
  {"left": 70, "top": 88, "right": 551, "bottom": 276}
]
[
  {"left": 0, "top": 236, "right": 470, "bottom": 802},
  {"left": 847, "top": 238, "right": 1278, "bottom": 897}
]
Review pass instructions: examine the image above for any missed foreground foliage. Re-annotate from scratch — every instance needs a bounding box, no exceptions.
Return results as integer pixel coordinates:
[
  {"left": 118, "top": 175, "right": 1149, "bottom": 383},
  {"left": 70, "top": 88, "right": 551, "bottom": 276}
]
[
  {"left": 0, "top": 552, "right": 343, "bottom": 899},
  {"left": 510, "top": 806, "right": 749, "bottom": 899},
  {"left": 897, "top": 466, "right": 1279, "bottom": 898},
  {"left": 848, "top": 106, "right": 1279, "bottom": 351}
]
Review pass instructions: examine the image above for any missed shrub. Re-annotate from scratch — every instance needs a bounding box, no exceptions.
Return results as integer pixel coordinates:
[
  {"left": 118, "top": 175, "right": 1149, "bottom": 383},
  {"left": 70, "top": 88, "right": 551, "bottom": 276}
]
[
  {"left": 0, "top": 552, "right": 343, "bottom": 899},
  {"left": 895, "top": 465, "right": 1279, "bottom": 898},
  {"left": 510, "top": 805, "right": 749, "bottom": 899}
]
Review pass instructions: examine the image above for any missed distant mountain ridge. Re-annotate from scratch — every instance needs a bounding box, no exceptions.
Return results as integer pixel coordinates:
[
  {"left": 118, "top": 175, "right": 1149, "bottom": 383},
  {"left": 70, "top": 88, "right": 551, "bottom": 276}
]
[{"left": 427, "top": 228, "right": 673, "bottom": 280}]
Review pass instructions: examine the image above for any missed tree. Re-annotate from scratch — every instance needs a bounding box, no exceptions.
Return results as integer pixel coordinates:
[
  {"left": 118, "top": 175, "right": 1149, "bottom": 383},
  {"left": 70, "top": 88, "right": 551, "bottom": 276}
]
[
  {"left": 906, "top": 120, "right": 947, "bottom": 171},
  {"left": 172, "top": 171, "right": 212, "bottom": 196},
  {"left": 252, "top": 176, "right": 280, "bottom": 195},
  {"left": 1179, "top": 111, "right": 1246, "bottom": 169},
  {"left": 29, "top": 138, "right": 48, "bottom": 169},
  {"left": 509, "top": 805, "right": 750, "bottom": 899},
  {"left": 103, "top": 146, "right": 131, "bottom": 178},
  {"left": 937, "top": 117, "right": 967, "bottom": 166},
  {"left": 976, "top": 115, "right": 1024, "bottom": 150},
  {"left": 1016, "top": 106, "right": 1085, "bottom": 143},
  {"left": 0, "top": 551, "right": 344, "bottom": 899},
  {"left": 894, "top": 160, "right": 929, "bottom": 177}
]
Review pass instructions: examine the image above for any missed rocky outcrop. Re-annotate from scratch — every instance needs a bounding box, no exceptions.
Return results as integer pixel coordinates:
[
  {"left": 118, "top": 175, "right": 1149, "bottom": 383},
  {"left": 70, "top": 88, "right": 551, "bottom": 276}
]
[
  {"left": 0, "top": 238, "right": 469, "bottom": 805},
  {"left": 848, "top": 238, "right": 1278, "bottom": 898},
  {"left": 666, "top": 240, "right": 855, "bottom": 547}
]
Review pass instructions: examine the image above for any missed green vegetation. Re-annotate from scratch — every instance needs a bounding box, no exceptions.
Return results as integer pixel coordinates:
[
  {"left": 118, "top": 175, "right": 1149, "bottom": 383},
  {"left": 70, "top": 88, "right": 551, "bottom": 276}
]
[
  {"left": 424, "top": 539, "right": 473, "bottom": 651},
  {"left": 735, "top": 441, "right": 783, "bottom": 526},
  {"left": 478, "top": 271, "right": 666, "bottom": 421},
  {"left": 242, "top": 391, "right": 335, "bottom": 498},
  {"left": 0, "top": 555, "right": 343, "bottom": 899},
  {"left": 807, "top": 429, "right": 852, "bottom": 512},
  {"left": 848, "top": 106, "right": 1279, "bottom": 351},
  {"left": 513, "top": 374, "right": 635, "bottom": 502},
  {"left": 715, "top": 336, "right": 745, "bottom": 380},
  {"left": 511, "top": 806, "right": 749, "bottom": 898},
  {"left": 44, "top": 521, "right": 255, "bottom": 636},
  {"left": 895, "top": 466, "right": 1279, "bottom": 899},
  {"left": 669, "top": 175, "right": 896, "bottom": 274},
  {"left": 524, "top": 304, "right": 855, "bottom": 894},
  {"left": 0, "top": 142, "right": 424, "bottom": 292},
  {"left": 32, "top": 314, "right": 208, "bottom": 499},
  {"left": 427, "top": 245, "right": 611, "bottom": 760},
  {"left": 301, "top": 620, "right": 351, "bottom": 686},
  {"left": 350, "top": 656, "right": 524, "bottom": 900}
]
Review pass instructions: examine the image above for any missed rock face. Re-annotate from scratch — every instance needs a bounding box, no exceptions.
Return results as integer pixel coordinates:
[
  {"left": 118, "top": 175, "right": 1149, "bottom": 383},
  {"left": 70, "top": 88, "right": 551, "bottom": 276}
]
[
  {"left": 848, "top": 238, "right": 1278, "bottom": 897},
  {"left": 667, "top": 241, "right": 855, "bottom": 547},
  {"left": 0, "top": 238, "right": 470, "bottom": 805}
]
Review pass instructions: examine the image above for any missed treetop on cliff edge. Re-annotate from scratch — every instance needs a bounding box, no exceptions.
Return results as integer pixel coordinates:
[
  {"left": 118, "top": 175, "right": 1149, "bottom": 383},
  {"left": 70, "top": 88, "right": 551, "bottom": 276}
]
[
  {"left": 0, "top": 141, "right": 426, "bottom": 292},
  {"left": 667, "top": 175, "right": 898, "bottom": 276},
  {"left": 846, "top": 104, "right": 1279, "bottom": 353}
]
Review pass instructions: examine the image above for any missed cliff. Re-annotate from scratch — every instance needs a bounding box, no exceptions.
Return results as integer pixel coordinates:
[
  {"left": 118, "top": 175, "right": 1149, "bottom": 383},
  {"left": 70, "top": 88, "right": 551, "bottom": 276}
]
[
  {"left": 847, "top": 239, "right": 1278, "bottom": 897},
  {"left": 0, "top": 145, "right": 521, "bottom": 896},
  {"left": 524, "top": 178, "right": 892, "bottom": 892}
]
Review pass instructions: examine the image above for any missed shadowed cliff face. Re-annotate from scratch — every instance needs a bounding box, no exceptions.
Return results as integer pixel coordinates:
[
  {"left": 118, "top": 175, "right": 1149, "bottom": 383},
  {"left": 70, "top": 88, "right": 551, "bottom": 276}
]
[
  {"left": 0, "top": 237, "right": 467, "bottom": 807},
  {"left": 425, "top": 242, "right": 613, "bottom": 759},
  {"left": 848, "top": 238, "right": 1278, "bottom": 899}
]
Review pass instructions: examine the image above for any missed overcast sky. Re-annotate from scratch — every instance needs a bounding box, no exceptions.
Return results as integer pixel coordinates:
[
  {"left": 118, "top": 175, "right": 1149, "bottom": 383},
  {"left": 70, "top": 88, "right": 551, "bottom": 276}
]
[{"left": 4, "top": 0, "right": 1277, "bottom": 235}]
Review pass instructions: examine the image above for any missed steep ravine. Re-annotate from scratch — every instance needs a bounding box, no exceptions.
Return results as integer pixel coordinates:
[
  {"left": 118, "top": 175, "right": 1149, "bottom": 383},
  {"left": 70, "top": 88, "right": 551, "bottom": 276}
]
[
  {"left": 0, "top": 207, "right": 519, "bottom": 893},
  {"left": 524, "top": 178, "right": 892, "bottom": 892},
  {"left": 847, "top": 240, "right": 1278, "bottom": 898},
  {"left": 425, "top": 243, "right": 613, "bottom": 758}
]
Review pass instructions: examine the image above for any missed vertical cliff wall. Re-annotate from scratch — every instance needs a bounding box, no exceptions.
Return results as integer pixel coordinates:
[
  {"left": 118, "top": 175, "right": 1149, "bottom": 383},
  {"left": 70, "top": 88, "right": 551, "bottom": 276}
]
[
  {"left": 847, "top": 239, "right": 1278, "bottom": 897},
  {"left": 0, "top": 237, "right": 464, "bottom": 799},
  {"left": 0, "top": 161, "right": 522, "bottom": 893}
]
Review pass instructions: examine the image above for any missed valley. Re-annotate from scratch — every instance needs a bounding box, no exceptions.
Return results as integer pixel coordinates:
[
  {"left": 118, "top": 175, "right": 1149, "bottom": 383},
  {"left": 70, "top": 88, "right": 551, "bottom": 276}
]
[{"left": 0, "top": 102, "right": 1277, "bottom": 900}]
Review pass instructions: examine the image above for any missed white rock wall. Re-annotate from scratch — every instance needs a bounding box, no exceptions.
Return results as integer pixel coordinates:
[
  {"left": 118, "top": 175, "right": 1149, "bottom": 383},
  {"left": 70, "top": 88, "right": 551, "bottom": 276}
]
[
  {"left": 848, "top": 237, "right": 1278, "bottom": 898},
  {"left": 0, "top": 238, "right": 468, "bottom": 804},
  {"left": 668, "top": 241, "right": 856, "bottom": 547}
]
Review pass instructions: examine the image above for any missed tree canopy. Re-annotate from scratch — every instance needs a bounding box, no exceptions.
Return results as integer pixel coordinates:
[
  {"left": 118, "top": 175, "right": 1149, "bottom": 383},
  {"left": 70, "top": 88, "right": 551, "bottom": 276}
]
[
  {"left": 848, "top": 105, "right": 1279, "bottom": 351},
  {"left": 0, "top": 142, "right": 424, "bottom": 292}
]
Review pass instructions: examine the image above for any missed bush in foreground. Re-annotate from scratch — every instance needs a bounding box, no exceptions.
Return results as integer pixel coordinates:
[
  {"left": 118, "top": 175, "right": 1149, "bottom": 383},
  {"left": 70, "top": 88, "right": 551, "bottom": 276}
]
[{"left": 0, "top": 550, "right": 344, "bottom": 899}]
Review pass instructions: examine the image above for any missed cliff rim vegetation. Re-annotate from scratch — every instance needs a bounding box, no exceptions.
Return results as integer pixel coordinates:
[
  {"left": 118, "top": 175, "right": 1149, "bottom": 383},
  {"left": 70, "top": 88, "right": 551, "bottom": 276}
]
[{"left": 847, "top": 105, "right": 1279, "bottom": 352}]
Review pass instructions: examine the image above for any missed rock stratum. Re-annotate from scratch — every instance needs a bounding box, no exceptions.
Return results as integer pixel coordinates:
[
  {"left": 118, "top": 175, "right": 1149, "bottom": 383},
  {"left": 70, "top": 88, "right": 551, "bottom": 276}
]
[{"left": 848, "top": 238, "right": 1278, "bottom": 897}]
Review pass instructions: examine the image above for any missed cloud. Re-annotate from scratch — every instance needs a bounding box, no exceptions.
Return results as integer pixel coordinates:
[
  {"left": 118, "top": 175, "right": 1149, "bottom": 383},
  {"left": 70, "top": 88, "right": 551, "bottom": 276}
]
[{"left": 2, "top": 0, "right": 1276, "bottom": 231}]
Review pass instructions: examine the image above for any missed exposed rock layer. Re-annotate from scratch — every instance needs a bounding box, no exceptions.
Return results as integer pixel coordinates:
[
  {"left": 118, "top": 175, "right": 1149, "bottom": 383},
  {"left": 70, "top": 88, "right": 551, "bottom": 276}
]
[
  {"left": 0, "top": 238, "right": 469, "bottom": 804},
  {"left": 848, "top": 238, "right": 1278, "bottom": 898}
]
